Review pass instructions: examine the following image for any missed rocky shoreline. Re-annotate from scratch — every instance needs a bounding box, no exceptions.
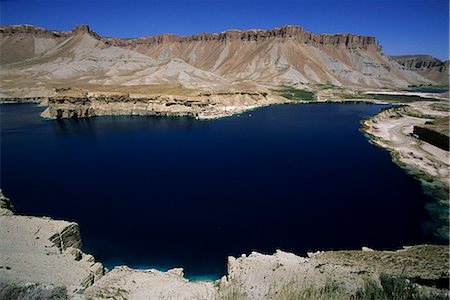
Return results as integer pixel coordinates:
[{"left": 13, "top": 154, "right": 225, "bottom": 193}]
[
  {"left": 0, "top": 190, "right": 448, "bottom": 299},
  {"left": 12, "top": 90, "right": 286, "bottom": 120},
  {"left": 361, "top": 99, "right": 449, "bottom": 240}
]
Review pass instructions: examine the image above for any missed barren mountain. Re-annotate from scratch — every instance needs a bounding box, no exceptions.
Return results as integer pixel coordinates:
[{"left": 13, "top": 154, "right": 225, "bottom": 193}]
[
  {"left": 0, "top": 25, "right": 228, "bottom": 98},
  {"left": 103, "top": 25, "right": 431, "bottom": 88},
  {"left": 390, "top": 55, "right": 449, "bottom": 85},
  {"left": 0, "top": 24, "right": 439, "bottom": 98}
]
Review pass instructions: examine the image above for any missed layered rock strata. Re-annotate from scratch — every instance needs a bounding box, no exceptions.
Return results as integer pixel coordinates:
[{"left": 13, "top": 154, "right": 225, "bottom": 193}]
[
  {"left": 390, "top": 55, "right": 449, "bottom": 85},
  {"left": 0, "top": 23, "right": 433, "bottom": 90},
  {"left": 41, "top": 91, "right": 281, "bottom": 120},
  {"left": 103, "top": 25, "right": 380, "bottom": 51}
]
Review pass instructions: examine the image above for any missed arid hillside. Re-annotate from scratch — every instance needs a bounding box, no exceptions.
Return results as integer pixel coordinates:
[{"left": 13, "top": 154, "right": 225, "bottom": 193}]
[
  {"left": 0, "top": 24, "right": 440, "bottom": 98},
  {"left": 102, "top": 25, "right": 432, "bottom": 87},
  {"left": 390, "top": 55, "right": 449, "bottom": 85}
]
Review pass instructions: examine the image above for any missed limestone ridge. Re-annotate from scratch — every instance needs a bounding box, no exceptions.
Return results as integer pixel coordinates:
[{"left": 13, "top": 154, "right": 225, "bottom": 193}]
[{"left": 103, "top": 25, "right": 380, "bottom": 51}]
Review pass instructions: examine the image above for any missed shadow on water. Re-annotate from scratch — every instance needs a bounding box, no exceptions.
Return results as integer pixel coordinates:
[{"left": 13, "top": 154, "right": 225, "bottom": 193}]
[{"left": 0, "top": 102, "right": 444, "bottom": 279}]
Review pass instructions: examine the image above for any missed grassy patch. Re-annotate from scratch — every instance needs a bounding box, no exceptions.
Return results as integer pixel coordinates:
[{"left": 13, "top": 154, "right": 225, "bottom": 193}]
[
  {"left": 355, "top": 273, "right": 448, "bottom": 300},
  {"left": 269, "top": 280, "right": 348, "bottom": 300},
  {"left": 217, "top": 278, "right": 247, "bottom": 300},
  {"left": 0, "top": 282, "right": 69, "bottom": 300},
  {"left": 272, "top": 86, "right": 316, "bottom": 101},
  {"left": 217, "top": 274, "right": 448, "bottom": 300},
  {"left": 315, "top": 83, "right": 341, "bottom": 90}
]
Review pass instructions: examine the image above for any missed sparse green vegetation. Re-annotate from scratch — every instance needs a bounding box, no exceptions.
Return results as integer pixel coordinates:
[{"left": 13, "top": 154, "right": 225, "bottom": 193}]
[
  {"left": 0, "top": 282, "right": 69, "bottom": 300},
  {"left": 268, "top": 280, "right": 348, "bottom": 300},
  {"left": 87, "top": 287, "right": 129, "bottom": 299},
  {"left": 315, "top": 83, "right": 341, "bottom": 90},
  {"left": 216, "top": 274, "right": 448, "bottom": 300},
  {"left": 273, "top": 86, "right": 316, "bottom": 100},
  {"left": 217, "top": 278, "right": 247, "bottom": 300},
  {"left": 355, "top": 273, "right": 448, "bottom": 300}
]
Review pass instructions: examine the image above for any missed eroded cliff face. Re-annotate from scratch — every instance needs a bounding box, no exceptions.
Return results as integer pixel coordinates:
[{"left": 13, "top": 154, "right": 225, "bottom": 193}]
[
  {"left": 390, "top": 55, "right": 449, "bottom": 85},
  {"left": 0, "top": 24, "right": 432, "bottom": 90},
  {"left": 100, "top": 25, "right": 430, "bottom": 88},
  {"left": 41, "top": 90, "right": 280, "bottom": 120},
  {"left": 103, "top": 25, "right": 380, "bottom": 51},
  {"left": 0, "top": 191, "right": 105, "bottom": 296}
]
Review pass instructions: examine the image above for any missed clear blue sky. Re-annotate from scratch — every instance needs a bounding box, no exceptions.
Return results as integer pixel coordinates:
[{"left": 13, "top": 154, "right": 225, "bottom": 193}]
[{"left": 1, "top": 0, "right": 448, "bottom": 60}]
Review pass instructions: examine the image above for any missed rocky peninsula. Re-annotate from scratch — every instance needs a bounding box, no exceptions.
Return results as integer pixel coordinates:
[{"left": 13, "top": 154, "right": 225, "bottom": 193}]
[
  {"left": 38, "top": 88, "right": 285, "bottom": 120},
  {"left": 361, "top": 94, "right": 449, "bottom": 239}
]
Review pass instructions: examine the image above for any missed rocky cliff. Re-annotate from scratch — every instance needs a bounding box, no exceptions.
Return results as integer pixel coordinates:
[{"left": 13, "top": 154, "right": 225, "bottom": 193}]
[
  {"left": 41, "top": 90, "right": 280, "bottom": 120},
  {"left": 0, "top": 191, "right": 105, "bottom": 297},
  {"left": 0, "top": 24, "right": 433, "bottom": 92},
  {"left": 102, "top": 25, "right": 425, "bottom": 88},
  {"left": 390, "top": 55, "right": 449, "bottom": 85},
  {"left": 103, "top": 25, "right": 380, "bottom": 51}
]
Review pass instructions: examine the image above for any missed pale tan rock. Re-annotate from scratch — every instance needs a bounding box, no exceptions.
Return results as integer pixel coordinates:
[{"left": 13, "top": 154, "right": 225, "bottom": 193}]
[
  {"left": 0, "top": 210, "right": 105, "bottom": 296},
  {"left": 84, "top": 266, "right": 216, "bottom": 300}
]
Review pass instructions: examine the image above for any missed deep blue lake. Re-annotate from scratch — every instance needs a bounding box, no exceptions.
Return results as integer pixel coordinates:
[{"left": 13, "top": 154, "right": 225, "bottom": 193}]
[
  {"left": 0, "top": 103, "right": 440, "bottom": 279},
  {"left": 406, "top": 88, "right": 448, "bottom": 93}
]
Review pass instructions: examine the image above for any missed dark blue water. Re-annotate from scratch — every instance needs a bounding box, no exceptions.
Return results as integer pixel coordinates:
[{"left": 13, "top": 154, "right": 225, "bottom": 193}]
[
  {"left": 406, "top": 88, "right": 448, "bottom": 93},
  {"left": 0, "top": 103, "right": 440, "bottom": 278}
]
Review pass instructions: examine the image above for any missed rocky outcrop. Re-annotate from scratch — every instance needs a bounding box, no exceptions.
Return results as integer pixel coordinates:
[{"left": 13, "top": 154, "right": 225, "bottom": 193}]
[
  {"left": 41, "top": 90, "right": 279, "bottom": 120},
  {"left": 0, "top": 24, "right": 70, "bottom": 39},
  {"left": 70, "top": 24, "right": 100, "bottom": 39},
  {"left": 0, "top": 24, "right": 99, "bottom": 40},
  {"left": 0, "top": 24, "right": 100, "bottom": 64},
  {"left": 0, "top": 190, "right": 14, "bottom": 216},
  {"left": 221, "top": 246, "right": 449, "bottom": 299},
  {"left": 392, "top": 55, "right": 447, "bottom": 70},
  {"left": 0, "top": 191, "right": 105, "bottom": 296},
  {"left": 49, "top": 223, "right": 83, "bottom": 252},
  {"left": 390, "top": 55, "right": 449, "bottom": 85},
  {"left": 103, "top": 25, "right": 380, "bottom": 51}
]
